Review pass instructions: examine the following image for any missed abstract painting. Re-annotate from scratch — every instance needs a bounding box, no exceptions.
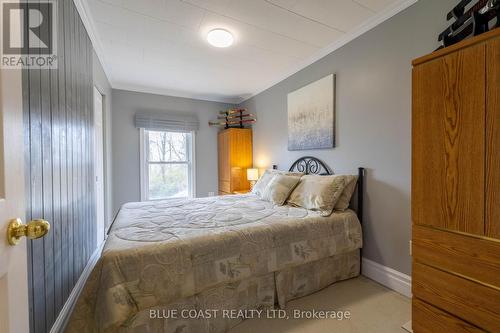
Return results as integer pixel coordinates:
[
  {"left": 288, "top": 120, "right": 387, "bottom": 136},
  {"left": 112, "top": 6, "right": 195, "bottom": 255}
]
[{"left": 287, "top": 74, "right": 335, "bottom": 151}]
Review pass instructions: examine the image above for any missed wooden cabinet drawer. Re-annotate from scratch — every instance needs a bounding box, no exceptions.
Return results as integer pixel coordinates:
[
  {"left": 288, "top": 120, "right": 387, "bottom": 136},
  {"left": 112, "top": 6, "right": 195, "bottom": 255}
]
[
  {"left": 413, "top": 298, "right": 484, "bottom": 333},
  {"left": 413, "top": 262, "right": 500, "bottom": 332},
  {"left": 413, "top": 225, "right": 500, "bottom": 288}
]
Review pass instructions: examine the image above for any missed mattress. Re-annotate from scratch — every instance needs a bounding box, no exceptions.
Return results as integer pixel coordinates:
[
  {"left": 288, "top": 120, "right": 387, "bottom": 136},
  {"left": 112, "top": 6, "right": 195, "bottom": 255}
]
[{"left": 66, "top": 194, "right": 362, "bottom": 332}]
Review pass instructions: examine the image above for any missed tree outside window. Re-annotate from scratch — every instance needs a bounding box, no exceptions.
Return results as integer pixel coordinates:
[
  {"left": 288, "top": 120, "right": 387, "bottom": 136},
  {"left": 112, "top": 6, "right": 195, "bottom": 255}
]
[{"left": 143, "top": 130, "right": 194, "bottom": 200}]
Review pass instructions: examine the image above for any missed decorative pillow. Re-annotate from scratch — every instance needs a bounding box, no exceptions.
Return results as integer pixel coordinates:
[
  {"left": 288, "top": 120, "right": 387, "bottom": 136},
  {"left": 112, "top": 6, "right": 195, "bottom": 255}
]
[
  {"left": 287, "top": 175, "right": 349, "bottom": 216},
  {"left": 334, "top": 175, "right": 358, "bottom": 211},
  {"left": 252, "top": 169, "right": 303, "bottom": 196},
  {"left": 251, "top": 170, "right": 275, "bottom": 196},
  {"left": 269, "top": 169, "right": 304, "bottom": 177},
  {"left": 261, "top": 174, "right": 301, "bottom": 205}
]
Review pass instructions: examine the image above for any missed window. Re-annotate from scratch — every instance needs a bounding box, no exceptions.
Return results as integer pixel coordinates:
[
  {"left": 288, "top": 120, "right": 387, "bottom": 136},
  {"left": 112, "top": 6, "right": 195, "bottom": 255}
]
[{"left": 140, "top": 129, "right": 195, "bottom": 200}]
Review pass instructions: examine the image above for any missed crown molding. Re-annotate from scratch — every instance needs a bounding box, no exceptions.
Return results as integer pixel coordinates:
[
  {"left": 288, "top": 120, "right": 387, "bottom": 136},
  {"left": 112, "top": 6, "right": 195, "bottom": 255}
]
[
  {"left": 238, "top": 0, "right": 418, "bottom": 103},
  {"left": 113, "top": 82, "right": 241, "bottom": 104},
  {"left": 73, "top": 0, "right": 114, "bottom": 86}
]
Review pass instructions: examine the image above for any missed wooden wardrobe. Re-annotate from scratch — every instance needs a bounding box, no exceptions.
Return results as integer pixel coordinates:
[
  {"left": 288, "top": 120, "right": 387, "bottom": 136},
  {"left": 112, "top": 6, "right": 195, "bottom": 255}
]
[
  {"left": 412, "top": 28, "right": 500, "bottom": 332},
  {"left": 218, "top": 128, "right": 253, "bottom": 195}
]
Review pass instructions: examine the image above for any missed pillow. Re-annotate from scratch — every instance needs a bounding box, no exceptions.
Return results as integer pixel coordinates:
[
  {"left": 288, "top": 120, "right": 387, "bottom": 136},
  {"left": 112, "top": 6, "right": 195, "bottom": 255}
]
[
  {"left": 269, "top": 169, "right": 304, "bottom": 177},
  {"left": 261, "top": 174, "right": 301, "bottom": 205},
  {"left": 251, "top": 169, "right": 303, "bottom": 196},
  {"left": 334, "top": 175, "right": 358, "bottom": 211},
  {"left": 251, "top": 170, "right": 275, "bottom": 196},
  {"left": 287, "top": 175, "right": 349, "bottom": 216}
]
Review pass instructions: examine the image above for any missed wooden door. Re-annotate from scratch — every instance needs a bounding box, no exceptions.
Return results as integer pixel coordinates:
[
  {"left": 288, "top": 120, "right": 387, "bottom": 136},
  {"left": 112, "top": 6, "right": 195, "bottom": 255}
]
[
  {"left": 229, "top": 129, "right": 252, "bottom": 191},
  {"left": 0, "top": 34, "right": 30, "bottom": 333},
  {"left": 486, "top": 38, "right": 500, "bottom": 239},
  {"left": 412, "top": 43, "right": 486, "bottom": 236}
]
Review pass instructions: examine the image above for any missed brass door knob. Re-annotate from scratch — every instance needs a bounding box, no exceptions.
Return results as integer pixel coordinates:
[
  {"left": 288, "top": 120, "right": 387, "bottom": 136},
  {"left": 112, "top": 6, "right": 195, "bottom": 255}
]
[{"left": 7, "top": 218, "right": 50, "bottom": 245}]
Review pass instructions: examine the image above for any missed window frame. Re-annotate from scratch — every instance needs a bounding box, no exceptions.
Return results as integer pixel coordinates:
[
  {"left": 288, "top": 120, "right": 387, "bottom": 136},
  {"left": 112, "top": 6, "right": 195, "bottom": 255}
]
[{"left": 140, "top": 128, "right": 196, "bottom": 201}]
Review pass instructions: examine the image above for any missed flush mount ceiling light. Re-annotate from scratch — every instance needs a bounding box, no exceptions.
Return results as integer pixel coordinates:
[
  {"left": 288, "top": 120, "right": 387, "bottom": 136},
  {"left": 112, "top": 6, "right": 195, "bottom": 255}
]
[{"left": 207, "top": 29, "right": 234, "bottom": 48}]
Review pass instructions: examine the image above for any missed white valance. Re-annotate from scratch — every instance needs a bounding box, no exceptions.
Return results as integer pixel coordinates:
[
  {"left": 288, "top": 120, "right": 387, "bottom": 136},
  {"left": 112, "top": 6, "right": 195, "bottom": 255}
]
[{"left": 134, "top": 111, "right": 199, "bottom": 132}]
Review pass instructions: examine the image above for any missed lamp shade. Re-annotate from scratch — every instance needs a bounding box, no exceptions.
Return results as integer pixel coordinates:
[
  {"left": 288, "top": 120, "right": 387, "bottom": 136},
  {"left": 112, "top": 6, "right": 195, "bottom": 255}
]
[{"left": 247, "top": 168, "right": 259, "bottom": 181}]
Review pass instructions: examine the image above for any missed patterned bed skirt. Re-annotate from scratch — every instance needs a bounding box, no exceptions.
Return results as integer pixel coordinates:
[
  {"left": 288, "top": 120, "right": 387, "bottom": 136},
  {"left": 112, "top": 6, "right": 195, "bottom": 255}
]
[{"left": 117, "top": 249, "right": 360, "bottom": 333}]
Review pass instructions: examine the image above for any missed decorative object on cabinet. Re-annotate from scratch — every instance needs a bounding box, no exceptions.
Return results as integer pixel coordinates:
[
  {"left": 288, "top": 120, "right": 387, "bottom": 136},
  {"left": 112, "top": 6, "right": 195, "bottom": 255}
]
[
  {"left": 209, "top": 108, "right": 256, "bottom": 129},
  {"left": 287, "top": 74, "right": 335, "bottom": 151},
  {"left": 246, "top": 168, "right": 259, "bottom": 190},
  {"left": 218, "top": 128, "right": 253, "bottom": 195},
  {"left": 437, "top": 0, "right": 499, "bottom": 49},
  {"left": 412, "top": 29, "right": 500, "bottom": 332}
]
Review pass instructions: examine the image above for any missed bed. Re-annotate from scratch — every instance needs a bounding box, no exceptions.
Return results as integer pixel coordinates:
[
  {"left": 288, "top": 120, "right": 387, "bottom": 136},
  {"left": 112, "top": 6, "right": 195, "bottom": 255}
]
[{"left": 66, "top": 157, "right": 365, "bottom": 333}]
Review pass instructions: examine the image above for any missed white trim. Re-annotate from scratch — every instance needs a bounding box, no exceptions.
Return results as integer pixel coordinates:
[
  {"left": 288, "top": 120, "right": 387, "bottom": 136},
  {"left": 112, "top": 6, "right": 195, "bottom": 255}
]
[
  {"left": 74, "top": 0, "right": 417, "bottom": 104},
  {"left": 139, "top": 128, "right": 147, "bottom": 201},
  {"left": 73, "top": 0, "right": 113, "bottom": 86},
  {"left": 93, "top": 86, "right": 106, "bottom": 244},
  {"left": 113, "top": 83, "right": 243, "bottom": 105},
  {"left": 361, "top": 257, "right": 412, "bottom": 298},
  {"left": 50, "top": 241, "right": 105, "bottom": 333},
  {"left": 190, "top": 131, "right": 196, "bottom": 198},
  {"left": 402, "top": 320, "right": 413, "bottom": 332}
]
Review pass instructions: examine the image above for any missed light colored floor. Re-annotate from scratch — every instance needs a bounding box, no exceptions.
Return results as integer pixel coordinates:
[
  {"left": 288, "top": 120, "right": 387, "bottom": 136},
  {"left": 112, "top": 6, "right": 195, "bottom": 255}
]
[{"left": 230, "top": 276, "right": 411, "bottom": 333}]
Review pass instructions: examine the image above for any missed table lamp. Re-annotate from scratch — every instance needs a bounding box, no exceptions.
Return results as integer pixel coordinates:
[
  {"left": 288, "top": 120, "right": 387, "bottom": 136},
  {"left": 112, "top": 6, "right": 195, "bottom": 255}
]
[{"left": 247, "top": 168, "right": 259, "bottom": 190}]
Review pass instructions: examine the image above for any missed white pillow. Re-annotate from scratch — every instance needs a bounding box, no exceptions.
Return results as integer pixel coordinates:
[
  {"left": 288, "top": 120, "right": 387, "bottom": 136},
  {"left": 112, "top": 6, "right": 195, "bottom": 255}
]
[{"left": 251, "top": 170, "right": 275, "bottom": 196}]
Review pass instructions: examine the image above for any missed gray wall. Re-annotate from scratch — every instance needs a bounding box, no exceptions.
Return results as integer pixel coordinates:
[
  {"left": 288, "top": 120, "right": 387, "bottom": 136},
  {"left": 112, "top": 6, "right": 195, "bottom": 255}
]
[
  {"left": 93, "top": 51, "right": 113, "bottom": 228},
  {"left": 239, "top": 0, "right": 456, "bottom": 275},
  {"left": 112, "top": 89, "right": 230, "bottom": 213}
]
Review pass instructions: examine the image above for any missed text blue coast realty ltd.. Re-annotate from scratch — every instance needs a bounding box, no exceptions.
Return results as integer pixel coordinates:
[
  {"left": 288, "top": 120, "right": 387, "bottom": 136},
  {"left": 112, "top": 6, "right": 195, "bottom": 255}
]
[{"left": 149, "top": 309, "right": 352, "bottom": 320}]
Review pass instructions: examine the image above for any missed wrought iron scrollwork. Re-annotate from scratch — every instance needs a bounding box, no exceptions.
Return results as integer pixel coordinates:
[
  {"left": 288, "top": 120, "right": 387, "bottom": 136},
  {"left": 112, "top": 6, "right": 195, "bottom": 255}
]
[{"left": 288, "top": 156, "right": 332, "bottom": 175}]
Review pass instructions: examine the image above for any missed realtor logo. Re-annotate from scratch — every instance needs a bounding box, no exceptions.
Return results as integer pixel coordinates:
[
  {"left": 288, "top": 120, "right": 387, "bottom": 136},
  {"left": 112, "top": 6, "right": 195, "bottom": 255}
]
[{"left": 1, "top": 0, "right": 57, "bottom": 68}]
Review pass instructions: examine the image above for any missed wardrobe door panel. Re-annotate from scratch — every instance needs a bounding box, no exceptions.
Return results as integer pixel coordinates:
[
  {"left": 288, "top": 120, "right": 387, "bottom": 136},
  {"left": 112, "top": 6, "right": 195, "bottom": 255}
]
[
  {"left": 412, "top": 44, "right": 486, "bottom": 235},
  {"left": 218, "top": 131, "right": 230, "bottom": 183},
  {"left": 486, "top": 39, "right": 500, "bottom": 239}
]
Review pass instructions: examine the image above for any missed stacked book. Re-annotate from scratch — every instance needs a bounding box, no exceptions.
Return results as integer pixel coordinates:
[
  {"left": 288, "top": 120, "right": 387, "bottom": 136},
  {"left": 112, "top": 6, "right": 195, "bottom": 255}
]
[
  {"left": 209, "top": 108, "right": 256, "bottom": 129},
  {"left": 438, "top": 0, "right": 499, "bottom": 49}
]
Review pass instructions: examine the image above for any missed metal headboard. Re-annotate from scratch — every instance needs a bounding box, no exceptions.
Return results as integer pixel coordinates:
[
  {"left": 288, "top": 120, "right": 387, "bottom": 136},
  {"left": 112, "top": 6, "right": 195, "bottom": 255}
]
[
  {"left": 288, "top": 156, "right": 332, "bottom": 175},
  {"left": 289, "top": 156, "right": 365, "bottom": 224}
]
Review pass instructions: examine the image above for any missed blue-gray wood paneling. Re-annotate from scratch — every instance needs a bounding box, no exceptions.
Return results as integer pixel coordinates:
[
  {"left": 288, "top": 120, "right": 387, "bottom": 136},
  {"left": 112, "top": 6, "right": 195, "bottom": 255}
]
[{"left": 23, "top": 1, "right": 96, "bottom": 332}]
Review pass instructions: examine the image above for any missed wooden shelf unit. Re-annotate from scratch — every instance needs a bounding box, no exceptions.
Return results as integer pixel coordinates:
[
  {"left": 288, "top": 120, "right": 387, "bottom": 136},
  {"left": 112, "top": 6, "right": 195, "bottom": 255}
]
[{"left": 217, "top": 128, "right": 253, "bottom": 195}]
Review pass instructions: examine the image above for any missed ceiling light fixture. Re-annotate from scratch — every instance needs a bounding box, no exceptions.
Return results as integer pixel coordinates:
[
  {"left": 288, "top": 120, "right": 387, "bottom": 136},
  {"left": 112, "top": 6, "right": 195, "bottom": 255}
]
[{"left": 207, "top": 29, "right": 234, "bottom": 48}]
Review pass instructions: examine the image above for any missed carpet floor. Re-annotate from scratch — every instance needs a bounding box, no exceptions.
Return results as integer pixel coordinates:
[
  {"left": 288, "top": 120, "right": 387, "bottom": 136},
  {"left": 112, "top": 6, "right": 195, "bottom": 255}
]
[{"left": 230, "top": 276, "right": 411, "bottom": 333}]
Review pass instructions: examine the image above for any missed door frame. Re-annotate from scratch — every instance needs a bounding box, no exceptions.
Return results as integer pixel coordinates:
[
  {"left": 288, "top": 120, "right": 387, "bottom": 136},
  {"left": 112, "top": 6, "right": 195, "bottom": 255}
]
[
  {"left": 0, "top": 31, "right": 30, "bottom": 333},
  {"left": 93, "top": 86, "right": 106, "bottom": 243}
]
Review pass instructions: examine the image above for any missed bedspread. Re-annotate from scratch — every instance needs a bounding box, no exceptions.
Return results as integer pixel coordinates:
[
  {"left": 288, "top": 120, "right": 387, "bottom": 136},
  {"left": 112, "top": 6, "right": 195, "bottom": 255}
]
[{"left": 66, "top": 194, "right": 362, "bottom": 332}]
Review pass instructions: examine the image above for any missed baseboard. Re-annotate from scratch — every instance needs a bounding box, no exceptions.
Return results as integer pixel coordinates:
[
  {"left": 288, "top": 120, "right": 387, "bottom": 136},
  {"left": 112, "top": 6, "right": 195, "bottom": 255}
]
[
  {"left": 402, "top": 320, "right": 413, "bottom": 332},
  {"left": 361, "top": 257, "right": 412, "bottom": 298},
  {"left": 50, "top": 241, "right": 105, "bottom": 333}
]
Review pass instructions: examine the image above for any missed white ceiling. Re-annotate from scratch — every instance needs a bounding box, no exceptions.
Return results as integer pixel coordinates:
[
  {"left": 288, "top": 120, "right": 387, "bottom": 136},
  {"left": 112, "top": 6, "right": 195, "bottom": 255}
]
[{"left": 82, "top": 0, "right": 416, "bottom": 103}]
